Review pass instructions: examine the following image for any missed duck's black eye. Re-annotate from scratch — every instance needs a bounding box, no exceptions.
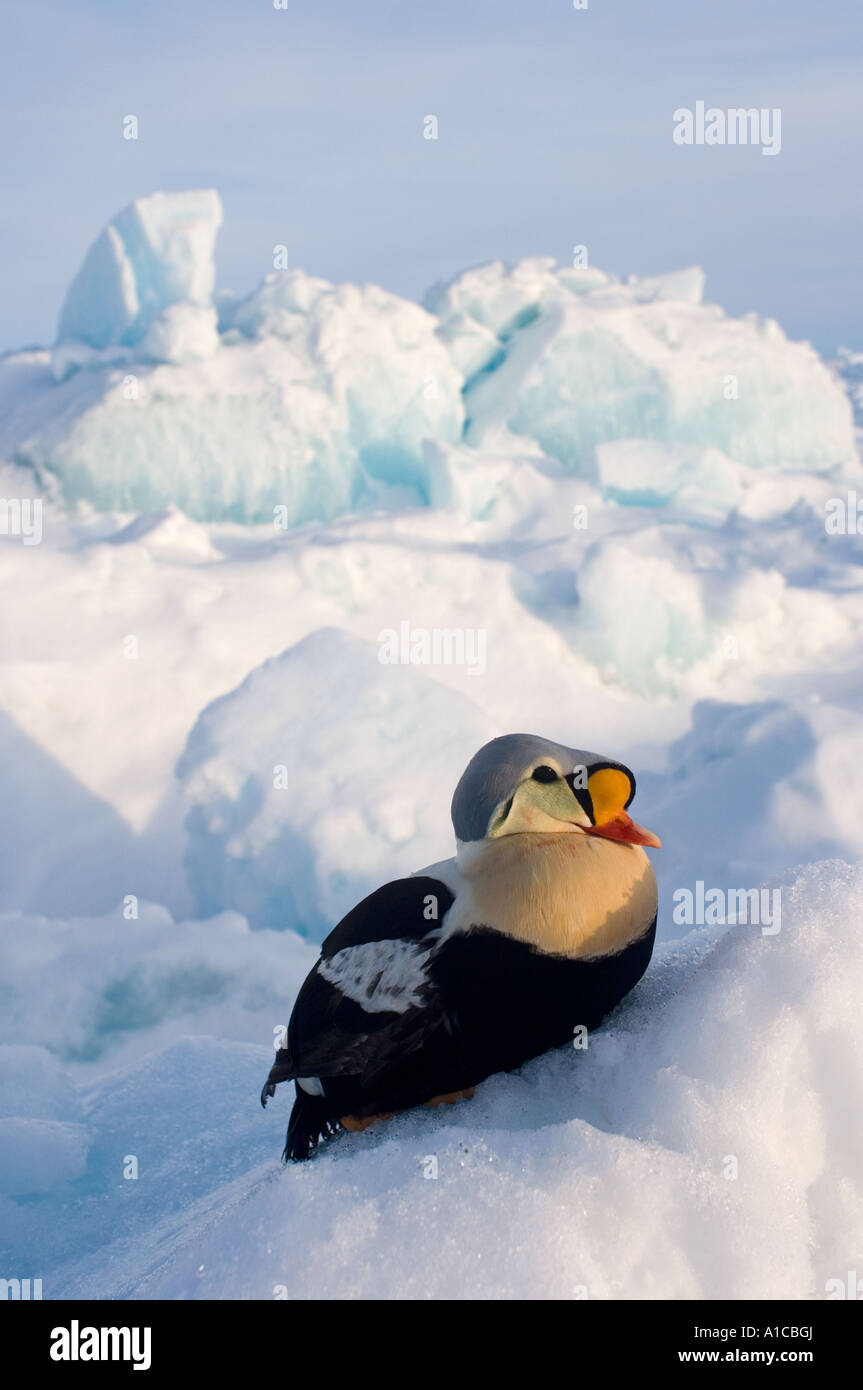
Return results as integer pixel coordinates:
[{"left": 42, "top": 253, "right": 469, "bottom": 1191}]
[{"left": 531, "top": 765, "right": 558, "bottom": 783}]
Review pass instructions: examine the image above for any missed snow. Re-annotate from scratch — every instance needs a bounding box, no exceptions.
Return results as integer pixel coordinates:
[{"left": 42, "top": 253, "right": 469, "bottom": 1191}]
[{"left": 0, "top": 188, "right": 862, "bottom": 1299}]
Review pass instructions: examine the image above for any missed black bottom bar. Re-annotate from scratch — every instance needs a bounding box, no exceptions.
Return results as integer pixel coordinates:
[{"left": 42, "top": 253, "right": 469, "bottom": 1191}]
[{"left": 6, "top": 1298, "right": 857, "bottom": 1375}]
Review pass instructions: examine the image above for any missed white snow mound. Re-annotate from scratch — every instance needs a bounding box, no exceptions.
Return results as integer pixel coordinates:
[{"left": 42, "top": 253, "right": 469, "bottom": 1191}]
[
  {"left": 177, "top": 627, "right": 491, "bottom": 936},
  {"left": 8, "top": 859, "right": 858, "bottom": 1300}
]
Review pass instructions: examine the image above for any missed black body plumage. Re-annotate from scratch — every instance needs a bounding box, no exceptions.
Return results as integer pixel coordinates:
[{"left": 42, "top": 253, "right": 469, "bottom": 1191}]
[{"left": 262, "top": 873, "right": 656, "bottom": 1160}]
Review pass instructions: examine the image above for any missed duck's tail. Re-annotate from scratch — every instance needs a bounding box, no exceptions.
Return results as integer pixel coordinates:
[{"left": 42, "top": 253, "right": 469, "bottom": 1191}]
[{"left": 284, "top": 1084, "right": 341, "bottom": 1162}]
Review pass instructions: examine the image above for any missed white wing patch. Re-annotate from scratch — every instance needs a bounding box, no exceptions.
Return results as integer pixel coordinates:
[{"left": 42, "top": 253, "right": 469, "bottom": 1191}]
[{"left": 318, "top": 937, "right": 434, "bottom": 1014}]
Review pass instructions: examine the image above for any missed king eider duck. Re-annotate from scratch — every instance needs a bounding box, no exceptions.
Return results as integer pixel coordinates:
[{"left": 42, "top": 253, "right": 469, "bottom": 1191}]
[{"left": 261, "top": 733, "right": 661, "bottom": 1160}]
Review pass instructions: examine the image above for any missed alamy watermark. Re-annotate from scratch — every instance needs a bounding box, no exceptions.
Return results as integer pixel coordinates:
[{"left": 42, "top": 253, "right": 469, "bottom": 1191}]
[
  {"left": 378, "top": 621, "right": 486, "bottom": 676},
  {"left": 825, "top": 491, "right": 863, "bottom": 534},
  {"left": 50, "top": 1322, "right": 151, "bottom": 1370},
  {"left": 824, "top": 1270, "right": 862, "bottom": 1300},
  {"left": 0, "top": 497, "right": 42, "bottom": 545},
  {"left": 1, "top": 1276, "right": 42, "bottom": 1299},
  {"left": 673, "top": 102, "right": 781, "bottom": 156},
  {"left": 672, "top": 881, "right": 781, "bottom": 935}
]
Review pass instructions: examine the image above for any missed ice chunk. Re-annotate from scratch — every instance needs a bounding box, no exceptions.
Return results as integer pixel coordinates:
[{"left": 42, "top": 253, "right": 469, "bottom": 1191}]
[
  {"left": 4, "top": 213, "right": 464, "bottom": 522},
  {"left": 435, "top": 311, "right": 502, "bottom": 380},
  {"left": 424, "top": 431, "right": 579, "bottom": 535},
  {"left": 624, "top": 266, "right": 706, "bottom": 304},
  {"left": 6, "top": 197, "right": 855, "bottom": 523},
  {"left": 177, "top": 627, "right": 492, "bottom": 937},
  {"left": 3, "top": 329, "right": 461, "bottom": 524},
  {"left": 596, "top": 438, "right": 748, "bottom": 523},
  {"left": 57, "top": 190, "right": 222, "bottom": 351},
  {"left": 424, "top": 256, "right": 562, "bottom": 338},
  {"left": 433, "top": 258, "right": 855, "bottom": 475},
  {"left": 231, "top": 269, "right": 333, "bottom": 340},
  {"left": 301, "top": 280, "right": 463, "bottom": 492},
  {"left": 137, "top": 303, "right": 220, "bottom": 364}
]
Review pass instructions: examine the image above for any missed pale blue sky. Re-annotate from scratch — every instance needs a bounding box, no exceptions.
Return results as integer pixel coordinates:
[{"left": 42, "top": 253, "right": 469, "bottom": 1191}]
[{"left": 0, "top": 0, "right": 860, "bottom": 354}]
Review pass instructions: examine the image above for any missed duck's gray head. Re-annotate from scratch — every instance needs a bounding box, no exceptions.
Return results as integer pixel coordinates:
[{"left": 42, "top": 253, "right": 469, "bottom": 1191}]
[{"left": 451, "top": 733, "right": 660, "bottom": 847}]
